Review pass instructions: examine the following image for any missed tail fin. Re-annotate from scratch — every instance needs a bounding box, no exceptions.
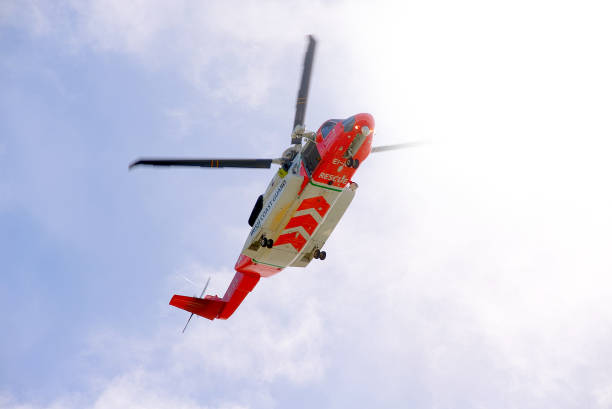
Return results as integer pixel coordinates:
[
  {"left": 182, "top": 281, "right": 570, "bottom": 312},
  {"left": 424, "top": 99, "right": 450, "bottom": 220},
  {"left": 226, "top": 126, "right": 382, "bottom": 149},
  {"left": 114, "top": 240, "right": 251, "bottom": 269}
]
[{"left": 170, "top": 271, "right": 260, "bottom": 321}]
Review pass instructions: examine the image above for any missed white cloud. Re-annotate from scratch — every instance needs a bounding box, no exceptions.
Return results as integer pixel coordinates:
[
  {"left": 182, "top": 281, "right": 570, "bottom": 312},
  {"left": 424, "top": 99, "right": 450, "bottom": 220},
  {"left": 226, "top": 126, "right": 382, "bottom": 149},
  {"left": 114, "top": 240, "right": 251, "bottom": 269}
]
[
  {"left": 1, "top": 371, "right": 247, "bottom": 409},
  {"left": 2, "top": 0, "right": 344, "bottom": 109},
  {"left": 87, "top": 370, "right": 246, "bottom": 409}
]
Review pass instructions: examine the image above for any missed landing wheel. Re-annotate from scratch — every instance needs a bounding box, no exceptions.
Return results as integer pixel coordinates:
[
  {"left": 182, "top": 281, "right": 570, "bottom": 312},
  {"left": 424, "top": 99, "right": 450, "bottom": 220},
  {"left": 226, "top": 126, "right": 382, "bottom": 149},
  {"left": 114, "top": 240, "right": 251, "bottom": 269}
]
[
  {"left": 319, "top": 251, "right": 327, "bottom": 260},
  {"left": 266, "top": 238, "right": 274, "bottom": 248},
  {"left": 313, "top": 249, "right": 320, "bottom": 259},
  {"left": 346, "top": 157, "right": 354, "bottom": 167},
  {"left": 353, "top": 158, "right": 360, "bottom": 169},
  {"left": 260, "top": 236, "right": 267, "bottom": 247}
]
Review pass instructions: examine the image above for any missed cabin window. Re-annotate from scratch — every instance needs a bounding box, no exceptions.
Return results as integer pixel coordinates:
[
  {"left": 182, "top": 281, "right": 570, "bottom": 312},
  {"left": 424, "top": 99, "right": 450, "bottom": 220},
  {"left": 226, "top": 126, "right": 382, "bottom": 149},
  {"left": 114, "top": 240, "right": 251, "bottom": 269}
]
[{"left": 302, "top": 141, "right": 321, "bottom": 175}]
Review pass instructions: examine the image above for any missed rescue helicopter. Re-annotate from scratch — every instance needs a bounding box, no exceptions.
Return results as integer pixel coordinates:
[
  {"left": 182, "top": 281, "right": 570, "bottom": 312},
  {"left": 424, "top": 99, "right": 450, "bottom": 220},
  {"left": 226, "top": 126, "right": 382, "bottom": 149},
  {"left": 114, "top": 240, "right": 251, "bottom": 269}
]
[{"left": 130, "top": 36, "right": 418, "bottom": 328}]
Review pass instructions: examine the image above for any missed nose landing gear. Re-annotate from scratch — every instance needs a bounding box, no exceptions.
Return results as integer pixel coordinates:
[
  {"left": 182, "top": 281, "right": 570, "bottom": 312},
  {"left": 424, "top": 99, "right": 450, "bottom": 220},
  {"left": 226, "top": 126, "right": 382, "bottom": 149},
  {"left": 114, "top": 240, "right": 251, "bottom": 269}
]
[
  {"left": 313, "top": 248, "right": 327, "bottom": 260},
  {"left": 345, "top": 157, "right": 360, "bottom": 169}
]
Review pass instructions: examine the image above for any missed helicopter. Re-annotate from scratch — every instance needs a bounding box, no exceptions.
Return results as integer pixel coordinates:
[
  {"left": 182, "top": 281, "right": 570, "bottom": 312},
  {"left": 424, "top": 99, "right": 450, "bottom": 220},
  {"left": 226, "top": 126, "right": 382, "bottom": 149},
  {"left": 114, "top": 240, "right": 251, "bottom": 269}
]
[{"left": 130, "top": 35, "right": 418, "bottom": 328}]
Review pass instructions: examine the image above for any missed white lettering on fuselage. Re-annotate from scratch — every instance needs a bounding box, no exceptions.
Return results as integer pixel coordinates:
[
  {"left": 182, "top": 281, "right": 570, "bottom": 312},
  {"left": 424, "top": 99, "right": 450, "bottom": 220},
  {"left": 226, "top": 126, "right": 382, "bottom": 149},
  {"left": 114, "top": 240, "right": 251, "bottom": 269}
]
[
  {"left": 250, "top": 178, "right": 287, "bottom": 237},
  {"left": 319, "top": 172, "right": 348, "bottom": 185}
]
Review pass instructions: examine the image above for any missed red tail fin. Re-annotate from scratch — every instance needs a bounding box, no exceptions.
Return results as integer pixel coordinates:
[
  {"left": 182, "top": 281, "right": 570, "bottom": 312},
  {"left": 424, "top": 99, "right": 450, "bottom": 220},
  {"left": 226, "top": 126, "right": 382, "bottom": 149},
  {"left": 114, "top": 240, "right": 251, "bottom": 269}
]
[{"left": 169, "top": 271, "right": 260, "bottom": 321}]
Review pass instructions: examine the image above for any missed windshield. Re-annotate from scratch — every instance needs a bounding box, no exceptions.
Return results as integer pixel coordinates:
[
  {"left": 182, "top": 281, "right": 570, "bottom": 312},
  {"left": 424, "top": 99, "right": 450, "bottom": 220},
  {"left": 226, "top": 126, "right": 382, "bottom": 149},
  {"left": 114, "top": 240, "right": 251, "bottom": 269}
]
[{"left": 342, "top": 115, "right": 356, "bottom": 132}]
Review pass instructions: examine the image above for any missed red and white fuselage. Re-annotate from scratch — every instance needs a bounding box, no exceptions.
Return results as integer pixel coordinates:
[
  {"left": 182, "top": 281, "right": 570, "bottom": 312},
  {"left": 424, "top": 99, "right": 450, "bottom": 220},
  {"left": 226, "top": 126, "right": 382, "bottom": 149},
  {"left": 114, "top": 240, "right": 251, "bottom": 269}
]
[{"left": 170, "top": 113, "right": 375, "bottom": 320}]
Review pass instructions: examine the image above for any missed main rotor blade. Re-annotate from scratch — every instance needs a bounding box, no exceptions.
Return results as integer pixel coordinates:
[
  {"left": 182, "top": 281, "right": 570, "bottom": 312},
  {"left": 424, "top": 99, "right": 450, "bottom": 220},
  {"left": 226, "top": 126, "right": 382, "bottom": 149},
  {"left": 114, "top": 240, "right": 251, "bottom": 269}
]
[
  {"left": 292, "top": 35, "right": 317, "bottom": 144},
  {"left": 371, "top": 142, "right": 425, "bottom": 153},
  {"left": 129, "top": 158, "right": 277, "bottom": 170}
]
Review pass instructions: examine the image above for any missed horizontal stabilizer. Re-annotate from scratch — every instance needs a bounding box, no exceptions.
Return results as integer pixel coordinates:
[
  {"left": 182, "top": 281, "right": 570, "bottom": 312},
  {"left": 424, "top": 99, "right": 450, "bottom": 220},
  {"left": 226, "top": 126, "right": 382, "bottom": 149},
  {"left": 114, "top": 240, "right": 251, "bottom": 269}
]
[
  {"left": 170, "top": 294, "right": 225, "bottom": 321},
  {"left": 169, "top": 271, "right": 260, "bottom": 321}
]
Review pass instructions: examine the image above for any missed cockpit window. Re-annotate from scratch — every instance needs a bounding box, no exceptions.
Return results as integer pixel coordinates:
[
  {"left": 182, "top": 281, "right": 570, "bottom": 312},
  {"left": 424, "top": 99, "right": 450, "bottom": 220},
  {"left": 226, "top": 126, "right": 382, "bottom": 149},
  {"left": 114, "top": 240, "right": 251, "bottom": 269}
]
[
  {"left": 342, "top": 115, "right": 356, "bottom": 132},
  {"left": 320, "top": 120, "right": 337, "bottom": 139}
]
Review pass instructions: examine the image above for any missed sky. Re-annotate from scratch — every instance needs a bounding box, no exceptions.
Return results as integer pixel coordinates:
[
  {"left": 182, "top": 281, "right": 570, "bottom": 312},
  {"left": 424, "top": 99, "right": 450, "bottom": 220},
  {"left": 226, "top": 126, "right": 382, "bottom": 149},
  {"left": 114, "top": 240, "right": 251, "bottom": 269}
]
[{"left": 1, "top": 1, "right": 612, "bottom": 408}]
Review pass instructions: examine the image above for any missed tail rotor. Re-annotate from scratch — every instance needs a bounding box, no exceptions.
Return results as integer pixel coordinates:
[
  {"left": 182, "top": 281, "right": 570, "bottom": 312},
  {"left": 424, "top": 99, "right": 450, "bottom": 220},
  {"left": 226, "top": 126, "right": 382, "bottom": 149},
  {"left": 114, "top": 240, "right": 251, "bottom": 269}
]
[{"left": 182, "top": 276, "right": 211, "bottom": 333}]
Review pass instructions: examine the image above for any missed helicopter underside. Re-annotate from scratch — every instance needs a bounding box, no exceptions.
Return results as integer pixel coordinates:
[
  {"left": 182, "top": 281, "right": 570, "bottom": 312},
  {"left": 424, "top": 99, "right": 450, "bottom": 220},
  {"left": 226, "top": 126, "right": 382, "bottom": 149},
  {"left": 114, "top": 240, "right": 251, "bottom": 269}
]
[{"left": 238, "top": 171, "right": 357, "bottom": 275}]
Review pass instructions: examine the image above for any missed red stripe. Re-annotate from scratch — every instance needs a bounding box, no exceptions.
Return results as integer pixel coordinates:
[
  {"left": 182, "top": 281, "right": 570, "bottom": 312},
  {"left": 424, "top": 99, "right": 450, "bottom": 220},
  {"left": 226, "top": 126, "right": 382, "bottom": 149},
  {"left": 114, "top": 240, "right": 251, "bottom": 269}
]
[
  {"left": 274, "top": 231, "right": 307, "bottom": 251},
  {"left": 296, "top": 195, "right": 330, "bottom": 217},
  {"left": 284, "top": 213, "right": 319, "bottom": 235}
]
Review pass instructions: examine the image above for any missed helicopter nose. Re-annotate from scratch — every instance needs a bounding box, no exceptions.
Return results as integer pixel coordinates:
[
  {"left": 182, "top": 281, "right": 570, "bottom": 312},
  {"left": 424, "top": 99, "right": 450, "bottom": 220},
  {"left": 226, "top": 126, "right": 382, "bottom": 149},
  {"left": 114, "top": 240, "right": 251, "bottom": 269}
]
[{"left": 354, "top": 113, "right": 375, "bottom": 136}]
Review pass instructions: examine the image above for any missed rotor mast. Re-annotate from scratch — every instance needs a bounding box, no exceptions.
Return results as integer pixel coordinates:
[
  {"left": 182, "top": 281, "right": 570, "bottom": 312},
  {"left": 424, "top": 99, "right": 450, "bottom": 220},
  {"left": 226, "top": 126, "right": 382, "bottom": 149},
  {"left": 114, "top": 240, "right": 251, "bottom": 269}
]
[{"left": 291, "top": 35, "right": 317, "bottom": 145}]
